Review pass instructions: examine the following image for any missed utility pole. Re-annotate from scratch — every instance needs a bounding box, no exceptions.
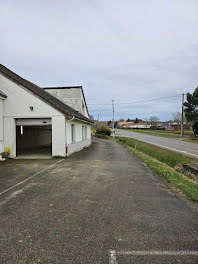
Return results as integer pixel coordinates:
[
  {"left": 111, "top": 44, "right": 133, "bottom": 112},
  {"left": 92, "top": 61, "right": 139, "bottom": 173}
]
[
  {"left": 181, "top": 93, "right": 184, "bottom": 137},
  {"left": 112, "top": 99, "right": 115, "bottom": 138},
  {"left": 97, "top": 113, "right": 99, "bottom": 122}
]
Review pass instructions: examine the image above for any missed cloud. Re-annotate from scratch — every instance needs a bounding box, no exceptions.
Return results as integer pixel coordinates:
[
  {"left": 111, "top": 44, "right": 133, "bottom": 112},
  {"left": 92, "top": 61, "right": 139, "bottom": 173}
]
[{"left": 0, "top": 0, "right": 198, "bottom": 120}]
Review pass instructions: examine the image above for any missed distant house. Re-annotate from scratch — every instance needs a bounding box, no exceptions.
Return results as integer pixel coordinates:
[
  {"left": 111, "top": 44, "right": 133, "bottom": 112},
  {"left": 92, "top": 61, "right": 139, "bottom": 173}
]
[
  {"left": 0, "top": 64, "right": 92, "bottom": 158},
  {"left": 118, "top": 121, "right": 134, "bottom": 128},
  {"left": 131, "top": 122, "right": 151, "bottom": 129},
  {"left": 164, "top": 122, "right": 186, "bottom": 130},
  {"left": 118, "top": 121, "right": 152, "bottom": 129}
]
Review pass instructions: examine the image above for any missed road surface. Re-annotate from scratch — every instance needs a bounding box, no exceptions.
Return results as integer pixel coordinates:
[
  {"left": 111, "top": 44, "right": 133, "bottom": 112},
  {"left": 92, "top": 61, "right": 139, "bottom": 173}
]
[
  {"left": 116, "top": 129, "right": 198, "bottom": 158},
  {"left": 0, "top": 138, "right": 197, "bottom": 263}
]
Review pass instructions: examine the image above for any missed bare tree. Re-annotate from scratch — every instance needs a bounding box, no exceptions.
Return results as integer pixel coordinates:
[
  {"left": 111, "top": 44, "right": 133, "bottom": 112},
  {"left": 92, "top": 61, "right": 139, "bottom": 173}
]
[
  {"left": 149, "top": 116, "right": 160, "bottom": 126},
  {"left": 172, "top": 111, "right": 186, "bottom": 123},
  {"left": 149, "top": 116, "right": 160, "bottom": 122},
  {"left": 172, "top": 111, "right": 181, "bottom": 122}
]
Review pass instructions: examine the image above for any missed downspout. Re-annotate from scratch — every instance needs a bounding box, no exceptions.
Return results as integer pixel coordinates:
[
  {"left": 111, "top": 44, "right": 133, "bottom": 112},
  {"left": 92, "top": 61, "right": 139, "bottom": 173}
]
[{"left": 65, "top": 115, "right": 75, "bottom": 156}]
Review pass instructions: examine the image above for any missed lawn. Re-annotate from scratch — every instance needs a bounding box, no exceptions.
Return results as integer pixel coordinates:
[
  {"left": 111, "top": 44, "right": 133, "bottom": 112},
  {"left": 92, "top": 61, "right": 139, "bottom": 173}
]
[
  {"left": 119, "top": 128, "right": 198, "bottom": 143},
  {"left": 116, "top": 137, "right": 198, "bottom": 201}
]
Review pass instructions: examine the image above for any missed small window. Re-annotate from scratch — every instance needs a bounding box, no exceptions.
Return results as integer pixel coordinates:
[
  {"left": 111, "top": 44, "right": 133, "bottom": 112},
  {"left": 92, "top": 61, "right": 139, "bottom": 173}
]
[
  {"left": 85, "top": 126, "right": 87, "bottom": 139},
  {"left": 82, "top": 126, "right": 85, "bottom": 140},
  {"left": 71, "top": 124, "right": 75, "bottom": 143}
]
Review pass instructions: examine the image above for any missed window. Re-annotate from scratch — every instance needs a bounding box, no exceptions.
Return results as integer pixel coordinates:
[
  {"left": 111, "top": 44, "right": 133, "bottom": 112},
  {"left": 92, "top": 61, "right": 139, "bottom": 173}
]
[
  {"left": 85, "top": 126, "right": 87, "bottom": 139},
  {"left": 71, "top": 124, "right": 75, "bottom": 143},
  {"left": 82, "top": 126, "right": 85, "bottom": 140}
]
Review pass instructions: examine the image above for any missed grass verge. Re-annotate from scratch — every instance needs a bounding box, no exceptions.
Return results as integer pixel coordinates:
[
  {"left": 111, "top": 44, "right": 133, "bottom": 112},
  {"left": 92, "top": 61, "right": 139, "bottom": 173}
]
[
  {"left": 119, "top": 128, "right": 198, "bottom": 143},
  {"left": 117, "top": 137, "right": 196, "bottom": 167},
  {"left": 116, "top": 137, "right": 198, "bottom": 201}
]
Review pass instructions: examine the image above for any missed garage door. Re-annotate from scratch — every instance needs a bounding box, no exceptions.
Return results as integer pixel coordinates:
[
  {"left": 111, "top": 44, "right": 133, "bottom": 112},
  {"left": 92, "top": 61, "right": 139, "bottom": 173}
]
[
  {"left": 16, "top": 118, "right": 51, "bottom": 126},
  {"left": 16, "top": 118, "right": 52, "bottom": 158}
]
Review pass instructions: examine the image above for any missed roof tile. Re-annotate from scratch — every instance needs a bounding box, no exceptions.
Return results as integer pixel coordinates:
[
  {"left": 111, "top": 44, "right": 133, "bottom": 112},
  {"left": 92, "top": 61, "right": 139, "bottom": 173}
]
[{"left": 0, "top": 64, "right": 91, "bottom": 123}]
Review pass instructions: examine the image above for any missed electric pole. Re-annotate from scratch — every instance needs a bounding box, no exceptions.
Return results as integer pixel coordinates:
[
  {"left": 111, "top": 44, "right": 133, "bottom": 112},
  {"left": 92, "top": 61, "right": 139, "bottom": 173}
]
[
  {"left": 112, "top": 99, "right": 115, "bottom": 138},
  {"left": 181, "top": 93, "right": 184, "bottom": 137}
]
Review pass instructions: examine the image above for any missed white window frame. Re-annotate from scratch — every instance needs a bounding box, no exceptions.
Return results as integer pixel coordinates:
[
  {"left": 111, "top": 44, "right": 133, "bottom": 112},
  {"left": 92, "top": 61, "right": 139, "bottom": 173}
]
[{"left": 85, "top": 126, "right": 87, "bottom": 139}]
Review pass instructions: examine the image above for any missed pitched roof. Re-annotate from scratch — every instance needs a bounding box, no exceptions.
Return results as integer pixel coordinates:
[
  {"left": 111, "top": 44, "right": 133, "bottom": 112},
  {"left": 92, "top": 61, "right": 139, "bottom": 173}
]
[
  {"left": 0, "top": 90, "right": 7, "bottom": 99},
  {"left": 0, "top": 64, "right": 91, "bottom": 123},
  {"left": 43, "top": 86, "right": 89, "bottom": 115}
]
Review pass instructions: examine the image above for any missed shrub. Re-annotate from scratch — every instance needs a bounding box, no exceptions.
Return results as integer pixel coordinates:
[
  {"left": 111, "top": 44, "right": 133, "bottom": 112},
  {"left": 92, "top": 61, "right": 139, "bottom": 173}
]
[
  {"left": 96, "top": 126, "right": 111, "bottom": 136},
  {"left": 95, "top": 134, "right": 108, "bottom": 139}
]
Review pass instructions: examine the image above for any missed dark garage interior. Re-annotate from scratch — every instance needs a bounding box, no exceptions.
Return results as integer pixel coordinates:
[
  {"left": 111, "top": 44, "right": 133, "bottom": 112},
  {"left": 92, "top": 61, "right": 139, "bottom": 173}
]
[{"left": 16, "top": 125, "right": 52, "bottom": 158}]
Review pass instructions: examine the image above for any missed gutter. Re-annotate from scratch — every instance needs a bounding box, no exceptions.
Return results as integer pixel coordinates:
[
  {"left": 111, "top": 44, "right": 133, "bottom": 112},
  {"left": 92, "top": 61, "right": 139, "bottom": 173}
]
[{"left": 71, "top": 116, "right": 93, "bottom": 124}]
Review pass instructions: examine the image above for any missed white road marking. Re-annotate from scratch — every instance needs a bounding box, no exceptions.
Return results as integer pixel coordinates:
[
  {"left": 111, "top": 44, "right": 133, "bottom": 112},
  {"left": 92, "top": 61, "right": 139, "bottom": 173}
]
[
  {"left": 109, "top": 250, "right": 198, "bottom": 263},
  {"left": 109, "top": 250, "right": 117, "bottom": 264},
  {"left": 0, "top": 159, "right": 64, "bottom": 197},
  {"left": 116, "top": 250, "right": 198, "bottom": 256},
  {"left": 116, "top": 132, "right": 198, "bottom": 158},
  {"left": 144, "top": 143, "right": 198, "bottom": 158}
]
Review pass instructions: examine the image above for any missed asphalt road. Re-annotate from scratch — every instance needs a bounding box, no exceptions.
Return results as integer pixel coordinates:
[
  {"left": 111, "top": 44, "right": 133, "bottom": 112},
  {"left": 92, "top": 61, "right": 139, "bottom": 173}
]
[
  {"left": 0, "top": 138, "right": 197, "bottom": 264},
  {"left": 116, "top": 129, "right": 198, "bottom": 158}
]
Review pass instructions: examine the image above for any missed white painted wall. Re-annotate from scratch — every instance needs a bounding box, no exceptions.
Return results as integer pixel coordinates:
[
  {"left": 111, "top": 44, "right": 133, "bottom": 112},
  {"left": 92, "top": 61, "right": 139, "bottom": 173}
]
[
  {"left": 66, "top": 119, "right": 91, "bottom": 155},
  {"left": 0, "top": 98, "right": 4, "bottom": 153},
  {"left": 52, "top": 115, "right": 66, "bottom": 156},
  {"left": 3, "top": 117, "right": 16, "bottom": 156},
  {"left": 0, "top": 75, "right": 61, "bottom": 118}
]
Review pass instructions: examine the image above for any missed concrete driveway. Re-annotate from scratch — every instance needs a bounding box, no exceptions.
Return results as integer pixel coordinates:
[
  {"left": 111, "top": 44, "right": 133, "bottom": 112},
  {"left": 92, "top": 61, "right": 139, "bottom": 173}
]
[{"left": 0, "top": 138, "right": 197, "bottom": 264}]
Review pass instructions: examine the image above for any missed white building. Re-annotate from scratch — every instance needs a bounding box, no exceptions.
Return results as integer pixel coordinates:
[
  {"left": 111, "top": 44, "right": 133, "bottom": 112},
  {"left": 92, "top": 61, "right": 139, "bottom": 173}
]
[
  {"left": 0, "top": 90, "right": 7, "bottom": 154},
  {"left": 0, "top": 64, "right": 92, "bottom": 158},
  {"left": 131, "top": 123, "right": 151, "bottom": 129}
]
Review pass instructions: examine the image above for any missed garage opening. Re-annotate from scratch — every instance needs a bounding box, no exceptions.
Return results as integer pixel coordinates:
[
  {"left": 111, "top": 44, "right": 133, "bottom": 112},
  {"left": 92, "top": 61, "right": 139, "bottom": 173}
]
[{"left": 16, "top": 119, "right": 52, "bottom": 159}]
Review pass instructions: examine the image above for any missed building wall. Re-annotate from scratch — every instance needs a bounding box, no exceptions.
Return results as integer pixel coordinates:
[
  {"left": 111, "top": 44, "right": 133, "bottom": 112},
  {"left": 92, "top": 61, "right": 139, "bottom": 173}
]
[
  {"left": 0, "top": 73, "right": 65, "bottom": 157},
  {"left": 45, "top": 88, "right": 89, "bottom": 118},
  {"left": 132, "top": 125, "right": 151, "bottom": 129},
  {"left": 52, "top": 115, "right": 66, "bottom": 156},
  {"left": 0, "top": 99, "right": 4, "bottom": 153},
  {"left": 66, "top": 119, "right": 91, "bottom": 155}
]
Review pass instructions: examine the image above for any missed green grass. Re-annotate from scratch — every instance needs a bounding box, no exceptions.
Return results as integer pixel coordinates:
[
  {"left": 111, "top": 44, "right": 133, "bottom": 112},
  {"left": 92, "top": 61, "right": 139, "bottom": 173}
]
[
  {"left": 119, "top": 128, "right": 198, "bottom": 143},
  {"left": 117, "top": 137, "right": 196, "bottom": 168},
  {"left": 122, "top": 145, "right": 198, "bottom": 201},
  {"left": 115, "top": 137, "right": 198, "bottom": 201}
]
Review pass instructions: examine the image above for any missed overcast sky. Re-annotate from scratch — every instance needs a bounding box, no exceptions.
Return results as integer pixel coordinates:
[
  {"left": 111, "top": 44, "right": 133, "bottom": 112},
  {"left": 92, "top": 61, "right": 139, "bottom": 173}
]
[{"left": 1, "top": 0, "right": 198, "bottom": 121}]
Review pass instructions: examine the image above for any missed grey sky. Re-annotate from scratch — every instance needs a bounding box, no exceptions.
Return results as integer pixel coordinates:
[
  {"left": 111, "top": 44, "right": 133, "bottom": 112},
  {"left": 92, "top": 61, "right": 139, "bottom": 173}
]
[{"left": 1, "top": 0, "right": 198, "bottom": 121}]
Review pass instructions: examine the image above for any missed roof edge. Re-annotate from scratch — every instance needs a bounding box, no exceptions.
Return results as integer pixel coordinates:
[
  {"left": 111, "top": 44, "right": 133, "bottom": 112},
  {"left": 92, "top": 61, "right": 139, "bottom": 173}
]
[
  {"left": 0, "top": 64, "right": 91, "bottom": 123},
  {"left": 43, "top": 86, "right": 82, "bottom": 90}
]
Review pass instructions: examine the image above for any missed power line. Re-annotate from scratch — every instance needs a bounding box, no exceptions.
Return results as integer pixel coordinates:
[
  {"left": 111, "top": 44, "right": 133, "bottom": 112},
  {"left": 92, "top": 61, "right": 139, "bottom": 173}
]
[{"left": 87, "top": 94, "right": 182, "bottom": 106}]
